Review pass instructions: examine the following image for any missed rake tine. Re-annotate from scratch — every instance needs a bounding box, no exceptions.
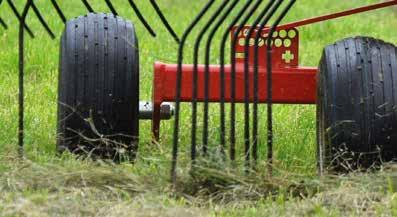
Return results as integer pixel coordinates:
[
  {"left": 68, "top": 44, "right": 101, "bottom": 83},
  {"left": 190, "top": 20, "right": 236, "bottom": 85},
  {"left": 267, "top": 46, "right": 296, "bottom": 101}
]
[
  {"left": 0, "top": 0, "right": 4, "bottom": 28},
  {"left": 0, "top": 16, "right": 7, "bottom": 29},
  {"left": 252, "top": 0, "right": 284, "bottom": 169},
  {"left": 172, "top": 0, "right": 215, "bottom": 188},
  {"left": 149, "top": 0, "right": 180, "bottom": 43},
  {"left": 242, "top": 0, "right": 277, "bottom": 173},
  {"left": 219, "top": 1, "right": 252, "bottom": 162},
  {"left": 230, "top": 0, "right": 262, "bottom": 162},
  {"left": 81, "top": 0, "right": 94, "bottom": 13},
  {"left": 50, "top": 0, "right": 66, "bottom": 23},
  {"left": 192, "top": 0, "right": 229, "bottom": 163},
  {"left": 6, "top": 0, "right": 34, "bottom": 38},
  {"left": 31, "top": 1, "right": 55, "bottom": 39},
  {"left": 104, "top": 0, "right": 118, "bottom": 15},
  {"left": 127, "top": 0, "right": 156, "bottom": 37},
  {"left": 194, "top": 1, "right": 229, "bottom": 158},
  {"left": 18, "top": 0, "right": 33, "bottom": 157},
  {"left": 266, "top": 0, "right": 296, "bottom": 176},
  {"left": 204, "top": 0, "right": 239, "bottom": 159}
]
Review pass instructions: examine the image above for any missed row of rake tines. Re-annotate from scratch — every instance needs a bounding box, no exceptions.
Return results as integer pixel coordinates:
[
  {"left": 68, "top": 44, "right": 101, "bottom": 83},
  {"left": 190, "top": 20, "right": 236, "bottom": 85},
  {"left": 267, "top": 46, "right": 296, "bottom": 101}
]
[{"left": 8, "top": 0, "right": 296, "bottom": 186}]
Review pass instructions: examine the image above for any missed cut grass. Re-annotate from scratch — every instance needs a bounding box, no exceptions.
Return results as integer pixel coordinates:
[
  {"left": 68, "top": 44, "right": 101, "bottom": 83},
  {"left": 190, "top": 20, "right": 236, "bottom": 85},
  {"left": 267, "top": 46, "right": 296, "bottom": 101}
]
[
  {"left": 0, "top": 0, "right": 396, "bottom": 216},
  {"left": 1, "top": 155, "right": 397, "bottom": 216}
]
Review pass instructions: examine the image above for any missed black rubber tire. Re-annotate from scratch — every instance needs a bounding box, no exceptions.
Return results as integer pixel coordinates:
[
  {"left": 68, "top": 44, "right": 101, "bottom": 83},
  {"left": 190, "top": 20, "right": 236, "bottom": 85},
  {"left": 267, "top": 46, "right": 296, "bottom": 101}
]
[
  {"left": 57, "top": 13, "right": 139, "bottom": 161},
  {"left": 317, "top": 36, "right": 397, "bottom": 173}
]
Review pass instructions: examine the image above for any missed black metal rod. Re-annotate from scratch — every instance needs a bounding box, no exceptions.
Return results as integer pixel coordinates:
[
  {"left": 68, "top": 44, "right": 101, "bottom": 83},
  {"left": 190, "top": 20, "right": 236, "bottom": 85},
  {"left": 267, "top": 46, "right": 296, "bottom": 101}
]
[
  {"left": 0, "top": 16, "right": 7, "bottom": 29},
  {"left": 198, "top": 1, "right": 229, "bottom": 157},
  {"left": 18, "top": 0, "right": 32, "bottom": 157},
  {"left": 149, "top": 0, "right": 180, "bottom": 43},
  {"left": 0, "top": 0, "right": 4, "bottom": 29},
  {"left": 203, "top": 0, "right": 239, "bottom": 158},
  {"left": 266, "top": 0, "right": 296, "bottom": 176},
  {"left": 51, "top": 0, "right": 66, "bottom": 23},
  {"left": 252, "top": 0, "right": 284, "bottom": 168},
  {"left": 243, "top": 0, "right": 276, "bottom": 172},
  {"left": 6, "top": 0, "right": 34, "bottom": 38},
  {"left": 31, "top": 1, "right": 55, "bottom": 39},
  {"left": 230, "top": 0, "right": 262, "bottom": 162},
  {"left": 172, "top": 0, "right": 215, "bottom": 188},
  {"left": 219, "top": 1, "right": 252, "bottom": 162},
  {"left": 192, "top": 0, "right": 226, "bottom": 162},
  {"left": 105, "top": 0, "right": 118, "bottom": 15},
  {"left": 81, "top": 0, "right": 94, "bottom": 13},
  {"left": 127, "top": 0, "right": 156, "bottom": 37}
]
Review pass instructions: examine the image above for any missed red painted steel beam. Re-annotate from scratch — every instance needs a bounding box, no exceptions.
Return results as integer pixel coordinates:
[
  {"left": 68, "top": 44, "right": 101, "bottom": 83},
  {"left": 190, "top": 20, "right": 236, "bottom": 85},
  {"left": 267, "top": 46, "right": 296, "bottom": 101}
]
[
  {"left": 279, "top": 0, "right": 397, "bottom": 30},
  {"left": 151, "top": 62, "right": 317, "bottom": 138},
  {"left": 153, "top": 62, "right": 316, "bottom": 104}
]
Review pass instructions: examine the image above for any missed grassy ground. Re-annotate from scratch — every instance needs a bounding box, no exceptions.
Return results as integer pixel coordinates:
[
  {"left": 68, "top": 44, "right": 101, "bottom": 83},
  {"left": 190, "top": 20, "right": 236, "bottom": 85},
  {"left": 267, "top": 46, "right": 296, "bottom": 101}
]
[{"left": 0, "top": 0, "right": 396, "bottom": 216}]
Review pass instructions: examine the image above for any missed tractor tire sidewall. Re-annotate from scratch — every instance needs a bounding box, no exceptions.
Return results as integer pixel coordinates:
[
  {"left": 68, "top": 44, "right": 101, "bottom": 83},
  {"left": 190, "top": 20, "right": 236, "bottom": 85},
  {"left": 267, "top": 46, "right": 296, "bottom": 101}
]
[
  {"left": 317, "top": 36, "right": 397, "bottom": 173},
  {"left": 57, "top": 13, "right": 139, "bottom": 161}
]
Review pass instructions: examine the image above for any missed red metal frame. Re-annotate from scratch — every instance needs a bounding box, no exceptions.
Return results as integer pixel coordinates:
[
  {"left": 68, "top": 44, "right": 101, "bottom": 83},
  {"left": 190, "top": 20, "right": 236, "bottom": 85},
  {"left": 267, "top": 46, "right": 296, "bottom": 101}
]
[{"left": 151, "top": 0, "right": 397, "bottom": 139}]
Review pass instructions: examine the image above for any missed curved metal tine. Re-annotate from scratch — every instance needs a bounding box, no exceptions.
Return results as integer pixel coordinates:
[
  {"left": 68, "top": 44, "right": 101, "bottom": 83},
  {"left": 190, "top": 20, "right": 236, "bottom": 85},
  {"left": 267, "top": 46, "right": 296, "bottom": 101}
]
[
  {"left": 149, "top": 0, "right": 180, "bottom": 43},
  {"left": 0, "top": 0, "right": 6, "bottom": 29},
  {"left": 81, "top": 0, "right": 94, "bottom": 13},
  {"left": 127, "top": 0, "right": 156, "bottom": 37},
  {"left": 219, "top": 1, "right": 252, "bottom": 162},
  {"left": 252, "top": 0, "right": 284, "bottom": 169},
  {"left": 18, "top": 0, "right": 33, "bottom": 157},
  {"left": 51, "top": 0, "right": 66, "bottom": 23},
  {"left": 266, "top": 0, "right": 296, "bottom": 176},
  {"left": 0, "top": 16, "right": 7, "bottom": 29},
  {"left": 230, "top": 0, "right": 262, "bottom": 162},
  {"left": 172, "top": 0, "right": 215, "bottom": 188},
  {"left": 31, "top": 1, "right": 55, "bottom": 39},
  {"left": 105, "top": 0, "right": 118, "bottom": 15},
  {"left": 193, "top": 1, "right": 229, "bottom": 159},
  {"left": 6, "top": 0, "right": 34, "bottom": 38},
  {"left": 204, "top": 0, "right": 239, "bottom": 159},
  {"left": 242, "top": 0, "right": 277, "bottom": 172}
]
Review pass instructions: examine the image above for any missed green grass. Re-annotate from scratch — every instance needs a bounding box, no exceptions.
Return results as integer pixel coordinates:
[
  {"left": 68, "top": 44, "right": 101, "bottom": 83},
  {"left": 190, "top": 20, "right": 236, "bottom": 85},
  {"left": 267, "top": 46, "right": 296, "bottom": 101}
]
[{"left": 0, "top": 0, "right": 396, "bottom": 216}]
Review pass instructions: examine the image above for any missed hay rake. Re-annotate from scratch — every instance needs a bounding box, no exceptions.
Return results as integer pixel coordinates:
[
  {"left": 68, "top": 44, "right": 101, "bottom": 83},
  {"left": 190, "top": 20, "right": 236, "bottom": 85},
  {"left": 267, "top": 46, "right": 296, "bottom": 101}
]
[{"left": 5, "top": 0, "right": 397, "bottom": 186}]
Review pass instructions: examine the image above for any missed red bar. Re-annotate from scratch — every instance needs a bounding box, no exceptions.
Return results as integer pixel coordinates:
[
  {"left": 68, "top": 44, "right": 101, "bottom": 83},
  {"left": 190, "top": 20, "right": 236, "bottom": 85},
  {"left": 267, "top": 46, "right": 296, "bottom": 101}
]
[
  {"left": 151, "top": 62, "right": 317, "bottom": 140},
  {"left": 153, "top": 62, "right": 317, "bottom": 104},
  {"left": 278, "top": 0, "right": 397, "bottom": 30}
]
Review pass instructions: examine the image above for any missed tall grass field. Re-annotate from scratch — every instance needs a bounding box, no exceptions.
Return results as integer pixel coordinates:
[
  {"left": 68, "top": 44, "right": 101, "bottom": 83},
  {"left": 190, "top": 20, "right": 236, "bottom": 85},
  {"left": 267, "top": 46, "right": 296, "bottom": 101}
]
[{"left": 0, "top": 0, "right": 396, "bottom": 216}]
